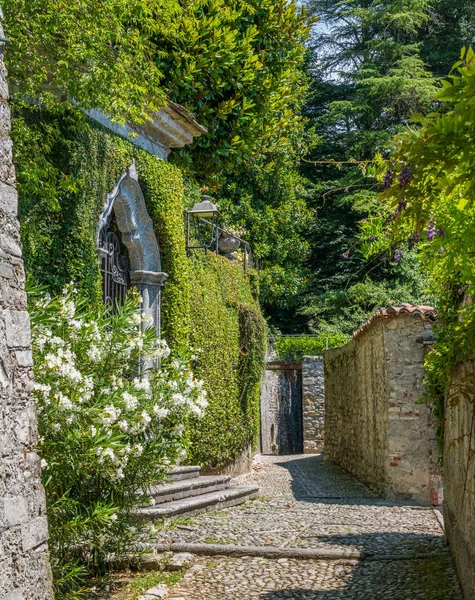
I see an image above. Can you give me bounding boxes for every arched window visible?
[96,162,168,339]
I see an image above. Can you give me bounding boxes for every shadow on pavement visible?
[274,454,427,507]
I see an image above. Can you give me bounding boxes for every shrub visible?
[30,286,207,594]
[273,333,349,361]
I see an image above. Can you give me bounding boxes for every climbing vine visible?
[362,47,475,450]
[13,104,267,470]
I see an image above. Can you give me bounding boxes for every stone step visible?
[166,465,201,482]
[133,485,259,519]
[146,475,231,505]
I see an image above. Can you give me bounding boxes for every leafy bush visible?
[30,286,207,593]
[274,333,349,361]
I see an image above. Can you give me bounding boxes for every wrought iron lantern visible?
[185,195,222,253]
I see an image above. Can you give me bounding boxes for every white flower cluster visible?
[32,288,211,488]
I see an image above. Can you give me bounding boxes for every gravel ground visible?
[162,455,462,599]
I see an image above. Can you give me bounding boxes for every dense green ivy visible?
[186,254,266,468]
[13,105,266,469]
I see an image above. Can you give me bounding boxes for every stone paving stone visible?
[161,455,462,598]
[167,555,462,600]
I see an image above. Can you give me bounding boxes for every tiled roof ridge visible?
[353,303,436,340]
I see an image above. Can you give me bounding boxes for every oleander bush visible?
[30,286,207,594]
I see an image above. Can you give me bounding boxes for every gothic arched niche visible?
[96,162,168,336]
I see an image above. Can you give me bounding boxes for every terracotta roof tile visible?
[353,304,437,340]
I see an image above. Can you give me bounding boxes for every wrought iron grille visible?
[98,211,130,309]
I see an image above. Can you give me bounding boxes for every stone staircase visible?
[133,466,259,520]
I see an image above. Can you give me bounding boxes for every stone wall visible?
[444,362,475,599]
[324,322,389,496]
[302,356,324,453]
[324,310,439,505]
[0,16,53,600]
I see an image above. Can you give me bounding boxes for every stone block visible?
[15,351,33,367]
[0,233,21,258]
[0,181,18,215]
[21,516,49,552]
[167,552,195,570]
[4,496,29,526]
[2,590,25,600]
[143,584,169,598]
[3,311,31,348]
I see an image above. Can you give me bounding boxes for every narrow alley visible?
[160,455,461,599]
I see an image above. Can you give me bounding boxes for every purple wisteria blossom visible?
[437,227,446,237]
[427,217,436,242]
[383,168,393,190]
[398,164,412,189]
[438,247,446,254]
[411,232,420,244]
[341,250,350,260]
[393,249,403,263]
[368,236,377,242]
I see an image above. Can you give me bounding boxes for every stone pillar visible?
[302,356,325,454]
[0,12,53,600]
[130,270,168,339]
[130,270,168,370]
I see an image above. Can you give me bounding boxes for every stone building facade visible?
[324,305,441,505]
[0,15,54,600]
[444,361,475,599]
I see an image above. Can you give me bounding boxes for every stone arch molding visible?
[97,161,168,338]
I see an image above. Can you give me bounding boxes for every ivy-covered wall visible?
[13,105,266,470]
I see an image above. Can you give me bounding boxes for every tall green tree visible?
[297,0,439,334]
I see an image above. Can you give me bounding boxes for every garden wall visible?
[444,362,475,599]
[324,306,440,505]
[13,106,266,474]
[0,29,53,600]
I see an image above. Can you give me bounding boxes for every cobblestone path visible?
[162,455,462,599]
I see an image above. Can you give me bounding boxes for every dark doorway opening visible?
[260,363,303,455]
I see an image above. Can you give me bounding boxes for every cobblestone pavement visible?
[167,556,461,600]
[163,455,462,599]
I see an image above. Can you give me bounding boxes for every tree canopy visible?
[4,0,312,181]
[293,0,474,335]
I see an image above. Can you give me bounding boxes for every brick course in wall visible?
[0,13,53,600]
[324,307,440,506]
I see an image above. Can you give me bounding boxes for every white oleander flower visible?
[131,313,142,325]
[153,406,169,419]
[141,410,151,426]
[133,443,143,456]
[56,392,73,410]
[122,391,138,411]
[101,405,121,425]
[133,377,151,392]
